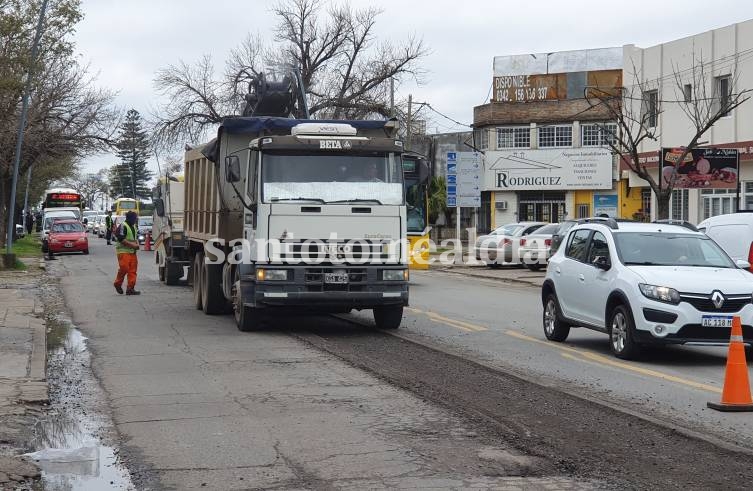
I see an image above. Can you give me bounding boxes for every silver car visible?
[518,222,560,271]
[475,222,545,266]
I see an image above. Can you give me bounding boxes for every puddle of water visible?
[30,291,136,491]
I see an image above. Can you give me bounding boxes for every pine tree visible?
[114,109,153,199]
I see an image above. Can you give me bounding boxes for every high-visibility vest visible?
[116,222,137,254]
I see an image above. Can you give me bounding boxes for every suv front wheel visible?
[543,293,570,342]
[609,304,641,360]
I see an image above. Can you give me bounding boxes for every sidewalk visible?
[429,257,546,288]
[0,259,47,486]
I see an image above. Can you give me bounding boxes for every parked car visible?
[46,219,89,256]
[542,219,753,359]
[82,210,98,232]
[698,211,753,272]
[475,222,545,266]
[518,223,560,271]
[15,224,25,238]
[41,210,78,252]
[137,216,153,244]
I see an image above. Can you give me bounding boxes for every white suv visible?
[541,219,753,359]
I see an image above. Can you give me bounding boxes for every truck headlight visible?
[639,284,680,304]
[256,269,288,281]
[382,269,407,281]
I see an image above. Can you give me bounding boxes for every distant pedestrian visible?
[113,211,140,295]
[105,210,113,245]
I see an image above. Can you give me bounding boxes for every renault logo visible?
[711,291,725,309]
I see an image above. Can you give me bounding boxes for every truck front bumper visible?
[241,264,409,309]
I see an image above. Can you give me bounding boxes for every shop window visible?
[538,125,572,148]
[497,127,530,149]
[671,189,689,221]
[581,123,617,147]
[577,204,590,218]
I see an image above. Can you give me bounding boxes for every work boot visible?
[114,284,123,294]
[125,289,141,296]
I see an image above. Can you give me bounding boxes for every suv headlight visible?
[639,284,681,304]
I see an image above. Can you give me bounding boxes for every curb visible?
[432,267,543,288]
[28,318,46,381]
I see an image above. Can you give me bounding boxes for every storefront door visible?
[517,191,566,223]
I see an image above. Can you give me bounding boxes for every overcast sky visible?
[74,0,753,175]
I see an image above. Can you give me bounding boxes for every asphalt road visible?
[50,236,753,490]
[348,269,753,450]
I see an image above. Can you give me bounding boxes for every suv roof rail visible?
[576,217,619,229]
[651,219,699,232]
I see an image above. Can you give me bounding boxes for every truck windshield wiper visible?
[269,197,326,204]
[326,198,383,205]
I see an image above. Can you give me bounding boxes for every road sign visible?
[455,152,481,208]
[446,152,458,207]
[446,174,456,185]
[447,195,456,207]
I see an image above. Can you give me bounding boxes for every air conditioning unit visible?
[495,201,508,210]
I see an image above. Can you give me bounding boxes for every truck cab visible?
[185,118,409,332]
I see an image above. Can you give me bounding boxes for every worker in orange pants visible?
[113,211,140,295]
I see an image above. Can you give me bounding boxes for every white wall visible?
[624,19,753,152]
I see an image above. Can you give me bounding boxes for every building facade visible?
[473,47,622,232]
[621,19,753,223]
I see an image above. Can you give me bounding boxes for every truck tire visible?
[165,260,182,286]
[192,253,203,310]
[373,305,403,329]
[201,261,226,315]
[233,268,263,331]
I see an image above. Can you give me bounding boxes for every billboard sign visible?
[593,194,618,217]
[485,148,613,191]
[660,148,739,189]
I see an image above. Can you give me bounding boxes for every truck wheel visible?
[373,305,403,329]
[201,261,226,315]
[192,254,203,310]
[165,260,182,286]
[233,268,263,331]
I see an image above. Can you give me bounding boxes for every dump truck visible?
[152,175,189,285]
[183,117,409,331]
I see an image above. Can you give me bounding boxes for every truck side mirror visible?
[154,198,165,217]
[225,155,241,182]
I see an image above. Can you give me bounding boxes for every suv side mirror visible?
[154,198,165,217]
[736,259,751,270]
[592,255,611,270]
[225,155,241,182]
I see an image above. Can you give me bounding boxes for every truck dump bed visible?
[184,148,227,242]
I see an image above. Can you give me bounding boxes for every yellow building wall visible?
[573,190,592,217]
[618,180,644,220]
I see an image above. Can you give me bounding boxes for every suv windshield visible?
[262,151,403,205]
[615,232,735,268]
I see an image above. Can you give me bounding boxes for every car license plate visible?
[701,315,733,328]
[64,241,73,248]
[324,270,349,284]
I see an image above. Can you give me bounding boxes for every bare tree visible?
[586,57,751,219]
[151,0,427,150]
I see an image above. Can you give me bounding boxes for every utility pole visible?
[406,94,412,151]
[5,0,48,261]
[21,167,32,233]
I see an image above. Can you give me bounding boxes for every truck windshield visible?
[261,151,404,205]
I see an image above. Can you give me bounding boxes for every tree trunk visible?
[0,177,8,247]
[655,190,671,220]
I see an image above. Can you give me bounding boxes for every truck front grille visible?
[277,240,393,263]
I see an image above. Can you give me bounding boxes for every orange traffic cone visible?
[708,316,753,412]
[144,232,152,252]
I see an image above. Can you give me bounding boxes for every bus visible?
[402,153,431,270]
[43,188,82,220]
[112,197,139,216]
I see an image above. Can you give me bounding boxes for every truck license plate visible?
[324,270,349,284]
[701,315,733,328]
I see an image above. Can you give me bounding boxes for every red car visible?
[47,219,89,256]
